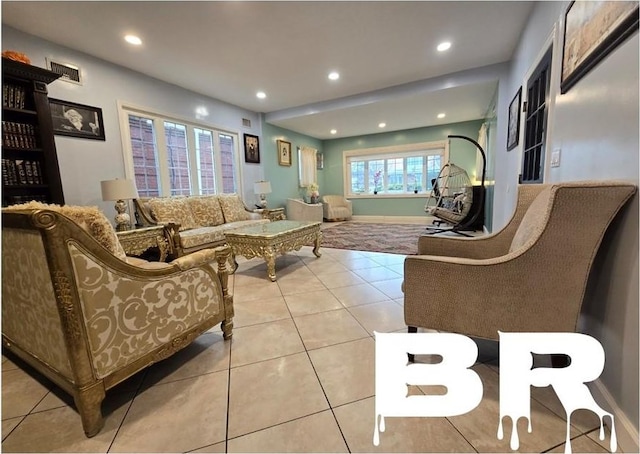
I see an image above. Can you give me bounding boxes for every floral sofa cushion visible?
[148,197,198,231]
[186,196,225,227]
[3,201,127,260]
[218,194,251,223]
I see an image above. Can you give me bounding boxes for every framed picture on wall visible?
[244,134,260,164]
[561,1,639,94]
[49,99,105,140]
[277,139,292,166]
[506,87,521,151]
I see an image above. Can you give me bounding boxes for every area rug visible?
[319,222,429,255]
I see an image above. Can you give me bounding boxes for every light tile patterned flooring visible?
[2,246,613,453]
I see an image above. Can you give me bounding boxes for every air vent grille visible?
[242,118,251,128]
[46,59,82,85]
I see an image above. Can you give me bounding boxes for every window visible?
[121,105,241,197]
[344,141,447,197]
[521,46,552,184]
[128,115,161,197]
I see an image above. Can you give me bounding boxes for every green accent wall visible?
[261,122,324,209]
[321,120,484,217]
[262,119,484,218]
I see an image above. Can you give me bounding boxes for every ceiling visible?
[2,1,534,139]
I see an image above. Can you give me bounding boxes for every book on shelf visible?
[2,120,38,149]
[2,83,27,109]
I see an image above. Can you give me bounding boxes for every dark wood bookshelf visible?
[2,57,64,206]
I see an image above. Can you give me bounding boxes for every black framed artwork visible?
[49,99,105,140]
[506,87,521,151]
[244,134,260,164]
[561,1,639,94]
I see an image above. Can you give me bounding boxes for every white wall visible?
[2,26,264,214]
[496,1,639,446]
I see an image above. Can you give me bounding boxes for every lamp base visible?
[259,194,268,208]
[114,199,132,231]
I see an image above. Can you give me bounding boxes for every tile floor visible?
[2,246,613,453]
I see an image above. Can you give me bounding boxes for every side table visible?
[116,225,170,262]
[256,207,286,221]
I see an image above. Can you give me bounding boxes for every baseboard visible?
[351,215,436,224]
[589,379,639,453]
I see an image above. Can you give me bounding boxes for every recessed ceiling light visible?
[330,129,337,135]
[256,91,266,99]
[124,35,142,45]
[437,41,451,52]
[437,113,446,119]
[328,72,340,81]
[378,122,386,128]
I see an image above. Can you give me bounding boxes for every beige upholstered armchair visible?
[404,181,636,342]
[321,195,353,221]
[2,203,234,437]
[286,198,323,222]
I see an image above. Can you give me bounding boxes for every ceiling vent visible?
[46,58,83,85]
[242,118,251,128]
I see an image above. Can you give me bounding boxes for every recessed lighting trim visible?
[437,113,446,119]
[378,122,386,128]
[328,72,340,81]
[330,129,337,135]
[124,35,142,45]
[256,91,266,99]
[437,41,451,52]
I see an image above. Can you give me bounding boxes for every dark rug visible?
[320,222,428,255]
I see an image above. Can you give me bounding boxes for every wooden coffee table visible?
[224,220,322,281]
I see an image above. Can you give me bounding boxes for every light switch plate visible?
[551,149,561,167]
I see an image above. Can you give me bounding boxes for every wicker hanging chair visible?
[424,162,473,225]
[424,134,486,235]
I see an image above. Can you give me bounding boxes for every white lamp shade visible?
[101,179,138,201]
[254,181,272,195]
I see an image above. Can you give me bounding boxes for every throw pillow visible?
[186,196,225,227]
[218,194,250,223]
[4,201,127,260]
[147,197,198,231]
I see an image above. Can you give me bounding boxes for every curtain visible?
[475,123,488,183]
[299,146,317,187]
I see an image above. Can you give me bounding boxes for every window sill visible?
[348,193,426,199]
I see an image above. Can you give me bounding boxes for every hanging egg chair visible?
[424,162,473,225]
[424,134,486,236]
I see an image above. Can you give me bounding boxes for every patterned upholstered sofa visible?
[134,194,269,258]
[2,202,234,437]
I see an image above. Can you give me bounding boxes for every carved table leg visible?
[265,247,277,281]
[229,253,239,274]
[313,231,323,257]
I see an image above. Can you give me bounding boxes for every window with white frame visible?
[344,141,447,197]
[121,105,241,197]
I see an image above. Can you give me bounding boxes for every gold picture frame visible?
[277,139,292,166]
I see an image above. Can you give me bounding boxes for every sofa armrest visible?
[170,246,231,272]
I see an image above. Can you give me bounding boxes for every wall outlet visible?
[551,149,561,167]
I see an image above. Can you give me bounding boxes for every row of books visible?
[2,83,28,110]
[3,121,38,149]
[2,159,45,186]
[3,194,49,207]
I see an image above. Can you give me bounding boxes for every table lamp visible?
[254,180,272,208]
[100,178,138,231]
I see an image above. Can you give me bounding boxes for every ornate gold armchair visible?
[404,181,636,342]
[2,203,234,437]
